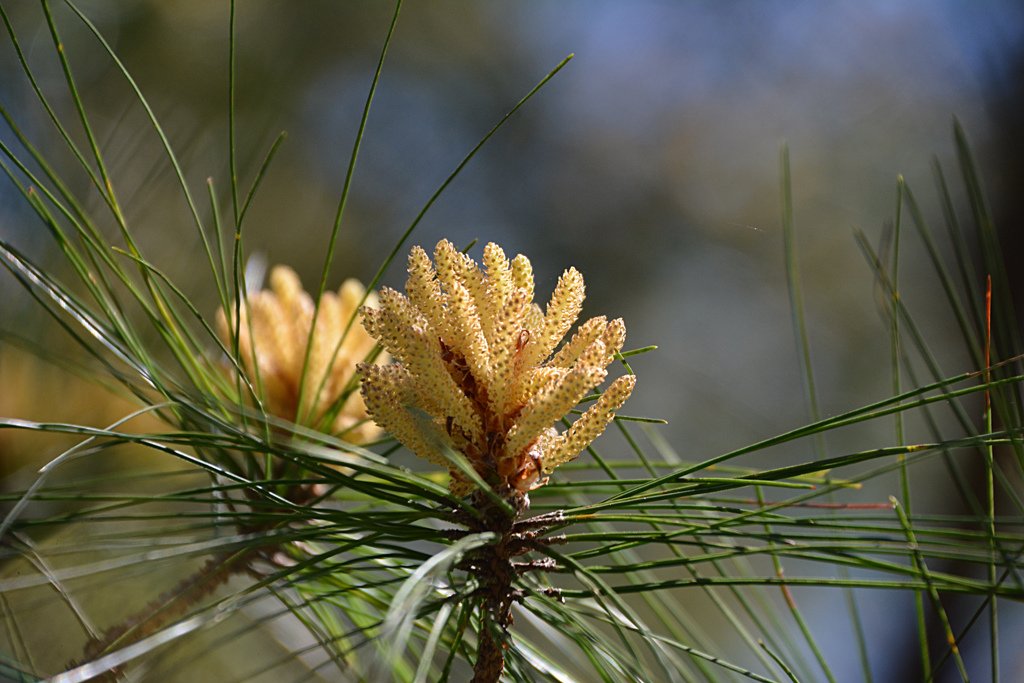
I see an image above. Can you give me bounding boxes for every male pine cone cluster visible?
[216,266,383,443]
[359,240,635,498]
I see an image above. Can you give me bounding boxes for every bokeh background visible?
[2,1,1023,680]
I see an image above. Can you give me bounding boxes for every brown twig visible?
[66,547,262,681]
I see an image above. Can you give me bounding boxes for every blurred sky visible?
[1,1,1023,679]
